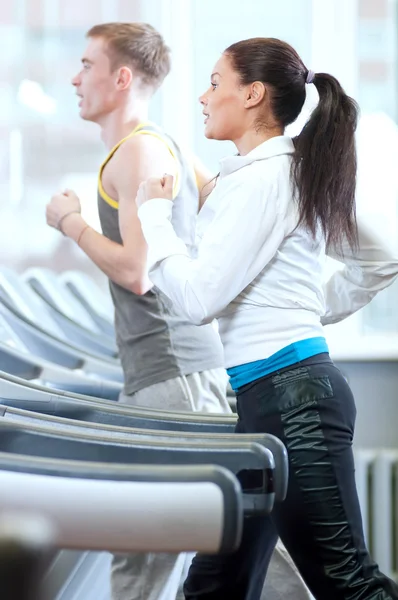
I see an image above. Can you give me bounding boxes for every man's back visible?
[98,122,224,394]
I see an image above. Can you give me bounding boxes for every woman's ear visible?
[244,81,266,108]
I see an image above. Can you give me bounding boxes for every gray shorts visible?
[118,368,232,414]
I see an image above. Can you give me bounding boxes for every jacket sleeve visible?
[137,179,284,325]
[322,214,398,325]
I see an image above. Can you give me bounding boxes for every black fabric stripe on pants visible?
[183,353,398,600]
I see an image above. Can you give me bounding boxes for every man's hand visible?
[46,189,82,233]
[136,174,174,209]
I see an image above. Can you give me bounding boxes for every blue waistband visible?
[227,337,329,392]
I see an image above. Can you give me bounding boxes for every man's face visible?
[71,37,119,123]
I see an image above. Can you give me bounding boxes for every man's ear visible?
[116,66,133,90]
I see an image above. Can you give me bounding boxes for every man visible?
[46,22,311,600]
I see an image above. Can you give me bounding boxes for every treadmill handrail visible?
[0,345,123,399]
[0,463,242,553]
[0,295,120,364]
[1,405,288,501]
[0,372,235,421]
[22,268,102,334]
[0,422,276,514]
[0,306,122,379]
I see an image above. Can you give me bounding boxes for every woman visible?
[136,37,398,600]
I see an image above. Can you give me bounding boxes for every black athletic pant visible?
[184,353,398,600]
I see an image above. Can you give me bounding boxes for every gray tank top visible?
[98,122,224,394]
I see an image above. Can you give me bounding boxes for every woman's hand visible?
[136,174,174,209]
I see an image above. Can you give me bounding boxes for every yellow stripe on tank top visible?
[98,122,181,210]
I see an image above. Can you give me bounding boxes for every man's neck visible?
[98,105,150,150]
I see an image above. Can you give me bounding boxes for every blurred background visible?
[1,0,398,346]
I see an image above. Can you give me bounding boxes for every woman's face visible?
[199,54,249,142]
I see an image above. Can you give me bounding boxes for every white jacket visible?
[138,136,398,368]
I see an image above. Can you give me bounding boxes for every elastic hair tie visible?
[306,69,315,84]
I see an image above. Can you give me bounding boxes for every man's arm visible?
[192,155,216,211]
[46,134,177,295]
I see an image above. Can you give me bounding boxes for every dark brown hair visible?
[225,37,359,251]
[87,22,171,90]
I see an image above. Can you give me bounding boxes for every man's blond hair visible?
[87,22,171,89]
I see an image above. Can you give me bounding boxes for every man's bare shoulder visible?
[112,133,175,170]
[106,132,177,197]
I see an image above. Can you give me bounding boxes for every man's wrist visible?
[61,213,87,241]
[57,209,81,233]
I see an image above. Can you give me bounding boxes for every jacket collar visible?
[219,135,295,177]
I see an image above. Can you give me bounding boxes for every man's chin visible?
[78,107,98,123]
[79,110,91,122]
